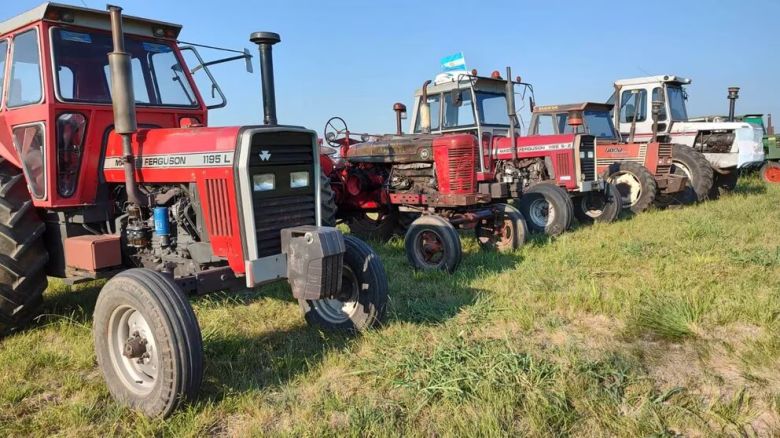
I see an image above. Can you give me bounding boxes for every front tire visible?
[708,170,739,199]
[347,208,400,242]
[574,183,623,224]
[760,161,780,184]
[659,144,713,204]
[516,183,572,236]
[474,203,528,252]
[605,161,657,214]
[300,235,388,332]
[93,269,203,418]
[0,159,48,335]
[404,215,462,273]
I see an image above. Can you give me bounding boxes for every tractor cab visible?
[0,3,222,209]
[529,102,620,141]
[408,71,524,139]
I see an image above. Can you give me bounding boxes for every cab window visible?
[8,29,43,108]
[620,89,647,124]
[535,114,556,135]
[443,90,475,128]
[413,94,441,132]
[0,40,7,107]
[652,87,667,120]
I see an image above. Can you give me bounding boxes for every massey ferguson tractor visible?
[608,76,765,197]
[528,102,706,213]
[0,3,388,417]
[322,70,621,272]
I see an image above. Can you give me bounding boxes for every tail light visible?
[56,113,86,197]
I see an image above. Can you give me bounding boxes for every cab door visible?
[615,86,654,140]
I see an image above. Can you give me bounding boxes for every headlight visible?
[290,171,309,188]
[253,173,275,191]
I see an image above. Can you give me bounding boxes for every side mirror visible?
[451,89,463,107]
[244,48,253,73]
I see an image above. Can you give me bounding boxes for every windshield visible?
[667,86,688,121]
[553,110,617,138]
[476,92,509,125]
[51,28,198,107]
[439,90,510,129]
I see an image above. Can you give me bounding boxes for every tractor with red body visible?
[527,102,707,212]
[0,3,388,417]
[321,69,621,272]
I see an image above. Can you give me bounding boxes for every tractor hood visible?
[671,121,764,168]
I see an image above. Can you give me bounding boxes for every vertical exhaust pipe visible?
[727,87,740,122]
[107,5,148,207]
[420,80,432,134]
[768,114,774,136]
[393,103,407,135]
[505,67,518,164]
[250,32,281,126]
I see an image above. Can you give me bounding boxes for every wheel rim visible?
[610,172,642,207]
[477,217,514,250]
[108,305,159,396]
[763,164,780,183]
[580,193,606,218]
[671,160,694,182]
[311,265,360,324]
[528,198,554,227]
[414,230,446,267]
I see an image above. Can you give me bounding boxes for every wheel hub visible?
[611,172,642,207]
[764,164,780,183]
[529,198,553,226]
[108,305,159,395]
[419,231,444,264]
[123,332,148,359]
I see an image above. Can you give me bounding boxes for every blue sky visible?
[5,0,780,133]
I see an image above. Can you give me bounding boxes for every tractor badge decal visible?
[259,150,271,161]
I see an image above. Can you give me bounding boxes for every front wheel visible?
[516,183,572,236]
[300,235,388,332]
[93,269,203,418]
[574,183,623,224]
[708,170,739,199]
[474,203,528,252]
[404,215,462,273]
[605,161,657,214]
[658,144,713,205]
[347,208,400,242]
[761,161,780,184]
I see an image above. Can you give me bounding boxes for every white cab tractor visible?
[609,76,764,196]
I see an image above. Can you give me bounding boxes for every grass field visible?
[1,176,779,437]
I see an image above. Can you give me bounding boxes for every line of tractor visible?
[0,2,773,418]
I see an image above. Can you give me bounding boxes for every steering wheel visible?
[324,117,349,147]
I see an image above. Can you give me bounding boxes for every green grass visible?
[1,175,780,436]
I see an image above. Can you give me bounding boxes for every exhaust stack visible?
[768,114,774,135]
[727,87,740,122]
[107,5,147,207]
[420,80,432,134]
[393,103,407,135]
[250,32,281,126]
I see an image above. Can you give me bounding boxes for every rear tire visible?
[347,208,399,242]
[0,159,48,335]
[708,170,739,199]
[475,203,528,252]
[405,215,462,273]
[516,183,572,236]
[760,161,780,184]
[574,183,623,224]
[300,235,388,332]
[93,268,203,418]
[604,161,657,214]
[659,144,713,205]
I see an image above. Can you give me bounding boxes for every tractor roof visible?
[614,75,692,87]
[532,102,613,114]
[414,73,507,96]
[0,2,182,39]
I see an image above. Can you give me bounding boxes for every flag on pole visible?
[440,52,467,72]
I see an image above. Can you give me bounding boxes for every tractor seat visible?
[345,135,437,163]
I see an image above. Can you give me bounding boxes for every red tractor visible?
[0,3,388,417]
[528,102,708,212]
[321,69,621,272]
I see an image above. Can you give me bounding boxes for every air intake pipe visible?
[727,87,740,122]
[250,32,281,126]
[107,5,148,208]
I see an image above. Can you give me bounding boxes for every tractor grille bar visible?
[245,131,317,258]
[579,136,596,182]
[656,143,673,176]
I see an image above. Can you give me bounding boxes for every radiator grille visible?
[253,194,316,257]
[656,143,673,176]
[447,146,477,192]
[205,178,232,236]
[554,152,573,179]
[579,136,596,182]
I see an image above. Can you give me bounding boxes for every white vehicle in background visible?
[609,75,764,196]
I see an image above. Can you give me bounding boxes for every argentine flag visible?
[441,52,467,72]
